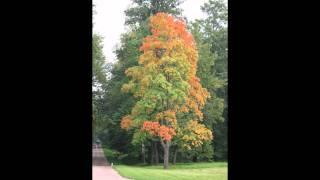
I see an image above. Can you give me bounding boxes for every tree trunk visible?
[173,147,178,165]
[151,142,155,164]
[142,143,146,164]
[155,142,159,164]
[192,155,197,162]
[163,144,169,169]
[161,139,170,169]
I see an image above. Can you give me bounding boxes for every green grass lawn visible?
[113,162,228,180]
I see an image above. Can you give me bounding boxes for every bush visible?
[118,153,129,161]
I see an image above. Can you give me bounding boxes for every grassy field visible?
[114,162,227,180]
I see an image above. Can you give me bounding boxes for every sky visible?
[93,0,214,63]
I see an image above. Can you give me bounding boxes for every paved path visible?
[92,148,129,180]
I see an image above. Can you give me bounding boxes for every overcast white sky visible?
[93,0,224,63]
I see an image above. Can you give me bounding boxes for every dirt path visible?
[92,148,129,180]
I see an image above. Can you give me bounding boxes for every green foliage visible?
[93,33,111,137]
[188,0,228,161]
[125,0,184,26]
[103,146,141,165]
[177,141,214,162]
[201,0,227,31]
[132,130,149,145]
[93,34,108,87]
[96,20,151,163]
[102,147,121,164]
[201,0,228,161]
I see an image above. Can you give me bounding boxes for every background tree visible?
[92,33,111,139]
[125,0,184,26]
[201,0,227,161]
[189,0,228,161]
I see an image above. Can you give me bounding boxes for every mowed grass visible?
[114,162,227,180]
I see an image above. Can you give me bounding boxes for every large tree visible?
[100,0,186,163]
[121,13,212,169]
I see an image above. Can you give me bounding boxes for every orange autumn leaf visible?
[142,121,176,141]
[181,120,213,149]
[120,115,133,130]
[142,121,160,136]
